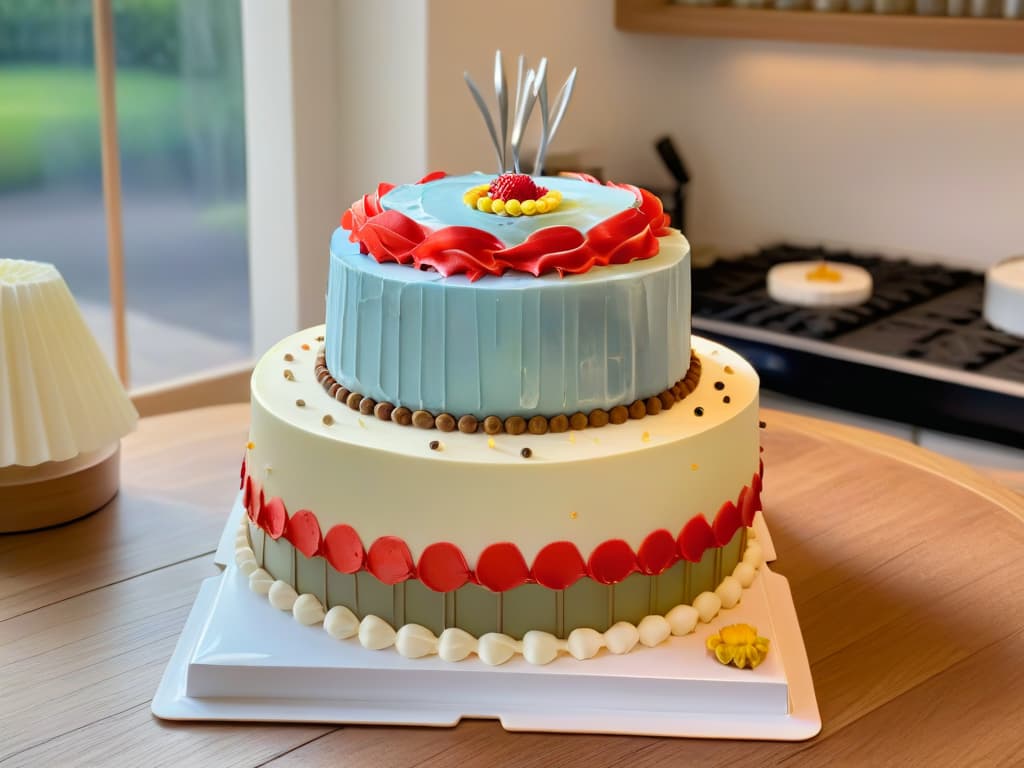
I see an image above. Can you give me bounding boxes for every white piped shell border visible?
[234,519,764,666]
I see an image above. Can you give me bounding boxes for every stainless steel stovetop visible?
[691,244,1024,447]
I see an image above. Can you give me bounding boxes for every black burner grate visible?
[691,244,1024,446]
[692,244,1023,381]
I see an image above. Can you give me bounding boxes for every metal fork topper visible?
[464,51,577,177]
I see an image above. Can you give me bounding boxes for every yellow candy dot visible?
[641,431,650,442]
[505,199,522,216]
[569,511,578,520]
[476,196,492,212]
[246,441,255,450]
[491,199,505,214]
[487,437,496,449]
[535,199,548,213]
[521,199,537,215]
[691,463,699,471]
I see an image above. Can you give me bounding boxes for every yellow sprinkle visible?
[806,262,843,283]
[476,196,492,212]
[568,433,576,444]
[487,437,496,449]
[691,463,699,471]
[491,199,505,214]
[569,511,578,520]
[246,441,255,450]
[358,418,366,428]
[505,199,522,217]
[641,431,650,442]
[265,465,272,474]
[592,437,600,444]
[521,199,537,215]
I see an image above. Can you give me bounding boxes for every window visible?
[0,0,250,388]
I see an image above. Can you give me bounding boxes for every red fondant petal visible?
[366,536,415,585]
[475,542,530,592]
[417,542,472,592]
[263,497,287,540]
[532,541,587,589]
[239,457,246,490]
[678,515,716,563]
[588,539,638,585]
[417,170,447,184]
[285,509,322,558]
[244,475,254,521]
[322,524,365,574]
[739,485,758,527]
[712,500,742,546]
[637,529,678,575]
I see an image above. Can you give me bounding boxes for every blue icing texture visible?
[380,173,637,246]
[325,227,692,419]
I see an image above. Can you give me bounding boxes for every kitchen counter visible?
[2,404,1023,766]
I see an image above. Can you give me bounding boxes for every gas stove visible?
[691,244,1024,448]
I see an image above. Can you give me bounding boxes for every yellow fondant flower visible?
[706,623,769,669]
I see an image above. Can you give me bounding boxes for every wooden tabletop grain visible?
[3,404,1023,767]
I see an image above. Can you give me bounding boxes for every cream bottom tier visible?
[242,327,762,643]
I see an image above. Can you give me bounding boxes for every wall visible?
[426,0,1024,270]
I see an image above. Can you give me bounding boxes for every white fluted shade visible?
[0,259,137,467]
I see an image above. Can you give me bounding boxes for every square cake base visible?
[153,503,819,740]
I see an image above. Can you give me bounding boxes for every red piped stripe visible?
[243,471,762,592]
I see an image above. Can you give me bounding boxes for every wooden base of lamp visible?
[0,443,121,533]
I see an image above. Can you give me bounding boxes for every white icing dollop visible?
[477,633,518,666]
[395,624,439,659]
[238,557,259,576]
[604,621,640,655]
[567,627,604,660]
[715,575,743,609]
[733,561,757,588]
[234,546,256,567]
[438,627,477,662]
[292,593,326,625]
[248,568,273,595]
[665,604,700,636]
[268,580,298,611]
[522,630,561,666]
[693,591,722,623]
[743,541,764,568]
[359,615,396,650]
[324,605,359,640]
[637,615,672,647]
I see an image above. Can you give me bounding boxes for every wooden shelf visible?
[615,0,1024,54]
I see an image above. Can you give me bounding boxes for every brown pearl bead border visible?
[313,348,701,434]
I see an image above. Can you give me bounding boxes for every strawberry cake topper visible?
[463,51,577,217]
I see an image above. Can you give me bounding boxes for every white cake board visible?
[155,501,818,740]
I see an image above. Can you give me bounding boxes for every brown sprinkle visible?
[628,400,647,420]
[569,412,588,431]
[549,414,569,433]
[284,353,294,362]
[609,405,629,425]
[759,420,767,428]
[483,415,503,434]
[316,335,325,342]
[588,409,609,428]
[694,406,705,417]
[295,399,305,407]
[724,365,734,374]
[283,369,295,380]
[436,413,456,432]
[393,407,412,426]
[528,415,549,435]
[413,410,435,429]
[429,440,440,451]
[505,415,527,435]
[322,414,334,426]
[346,392,363,410]
[646,396,662,416]
[359,397,376,415]
[458,415,479,433]
[374,401,395,421]
[520,447,532,459]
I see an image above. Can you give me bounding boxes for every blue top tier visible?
[324,174,692,419]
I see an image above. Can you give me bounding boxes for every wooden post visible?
[92,0,130,387]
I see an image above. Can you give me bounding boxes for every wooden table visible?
[3,404,1023,767]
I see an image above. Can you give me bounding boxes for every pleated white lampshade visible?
[0,259,138,530]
